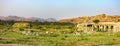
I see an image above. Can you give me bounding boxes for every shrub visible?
[93,19,100,24]
[19,28,24,31]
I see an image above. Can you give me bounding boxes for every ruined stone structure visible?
[77,22,120,32]
[13,22,30,28]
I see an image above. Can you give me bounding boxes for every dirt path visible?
[0,44,38,46]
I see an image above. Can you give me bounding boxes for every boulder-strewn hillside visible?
[0,16,56,22]
[58,14,120,23]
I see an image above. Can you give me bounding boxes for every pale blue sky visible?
[0,0,120,19]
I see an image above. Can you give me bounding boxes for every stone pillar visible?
[103,25,105,31]
[92,25,94,31]
[94,25,96,31]
[99,25,101,31]
[106,26,108,31]
[85,24,87,32]
[97,25,99,31]
[104,26,106,31]
[110,25,113,32]
[113,25,118,32]
[118,25,120,32]
[101,25,103,31]
[111,26,113,31]
[101,26,103,31]
[108,26,110,32]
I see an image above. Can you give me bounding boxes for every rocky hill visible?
[58,14,120,23]
[0,16,56,22]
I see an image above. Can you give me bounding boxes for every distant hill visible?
[0,16,56,22]
[58,14,120,23]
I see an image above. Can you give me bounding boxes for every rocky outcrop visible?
[58,14,120,23]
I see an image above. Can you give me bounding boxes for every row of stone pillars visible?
[93,25,113,32]
[85,24,113,32]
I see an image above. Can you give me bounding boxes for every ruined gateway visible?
[77,22,120,32]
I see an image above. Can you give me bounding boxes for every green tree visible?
[93,19,100,24]
[9,20,15,25]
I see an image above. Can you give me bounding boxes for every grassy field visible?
[0,31,120,46]
[0,22,120,46]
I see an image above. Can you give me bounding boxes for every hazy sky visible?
[0,0,120,19]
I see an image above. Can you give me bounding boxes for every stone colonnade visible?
[78,23,120,32]
[94,25,113,31]
[87,24,114,32]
